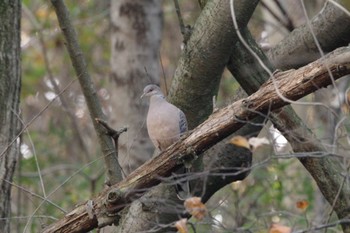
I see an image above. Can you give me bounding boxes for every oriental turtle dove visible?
[141,84,188,151]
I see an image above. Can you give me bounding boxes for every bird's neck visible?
[150,94,165,104]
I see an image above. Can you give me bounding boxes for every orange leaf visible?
[269,223,292,233]
[296,200,309,210]
[184,197,207,220]
[175,219,188,233]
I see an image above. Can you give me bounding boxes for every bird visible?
[141,84,190,199]
[141,84,188,151]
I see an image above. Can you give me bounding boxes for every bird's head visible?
[141,84,164,99]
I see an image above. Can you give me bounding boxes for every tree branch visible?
[267,1,350,69]
[50,0,122,184]
[42,46,350,233]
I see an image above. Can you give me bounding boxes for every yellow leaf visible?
[184,197,207,221]
[229,136,250,150]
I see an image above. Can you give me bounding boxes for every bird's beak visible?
[140,93,145,99]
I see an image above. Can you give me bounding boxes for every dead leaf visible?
[175,218,188,233]
[296,200,309,211]
[229,136,250,150]
[184,197,207,220]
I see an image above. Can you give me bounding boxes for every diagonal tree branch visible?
[50,0,122,184]
[42,46,350,233]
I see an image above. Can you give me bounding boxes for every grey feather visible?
[142,84,188,151]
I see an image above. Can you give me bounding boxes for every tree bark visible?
[0,1,21,232]
[42,46,350,233]
[109,0,162,176]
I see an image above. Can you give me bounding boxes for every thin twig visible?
[173,0,191,43]
[173,0,186,35]
[325,164,350,230]
[2,178,66,213]
[0,78,77,158]
[11,109,47,198]
[22,5,91,161]
[294,219,350,233]
[159,51,168,95]
[95,118,127,143]
[23,156,105,232]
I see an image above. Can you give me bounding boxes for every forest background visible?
[1,0,350,232]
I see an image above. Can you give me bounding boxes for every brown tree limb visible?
[50,0,122,184]
[42,46,350,233]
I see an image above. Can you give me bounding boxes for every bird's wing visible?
[179,109,188,135]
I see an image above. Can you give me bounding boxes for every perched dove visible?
[142,84,191,199]
[141,84,188,151]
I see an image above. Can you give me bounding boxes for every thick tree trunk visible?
[109,0,162,176]
[0,1,21,232]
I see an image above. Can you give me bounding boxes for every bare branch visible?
[173,0,191,43]
[95,118,127,161]
[50,0,122,184]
